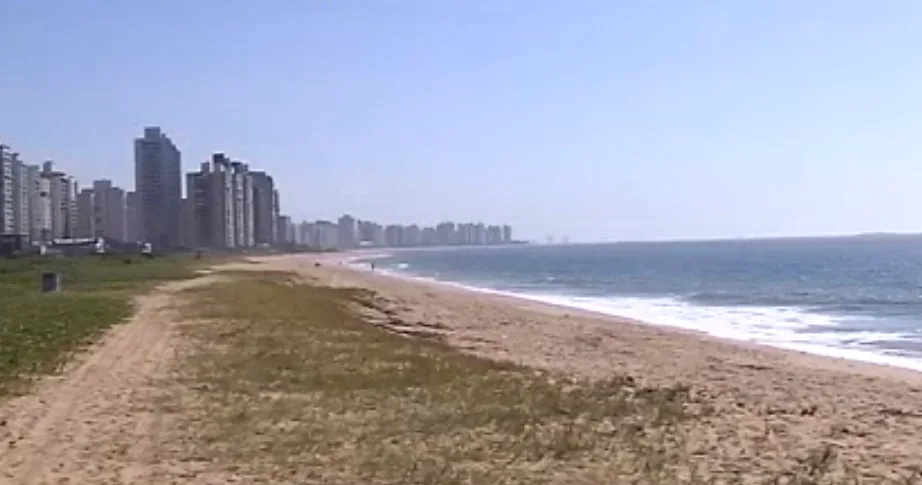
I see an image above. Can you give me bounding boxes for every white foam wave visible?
[364,266,922,373]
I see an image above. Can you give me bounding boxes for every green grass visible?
[161,272,918,484]
[164,272,708,484]
[0,253,217,396]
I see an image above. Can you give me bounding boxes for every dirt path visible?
[0,277,215,485]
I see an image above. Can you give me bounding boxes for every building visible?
[503,225,512,243]
[42,161,77,239]
[27,164,51,242]
[91,180,127,241]
[187,155,232,249]
[250,171,275,246]
[0,145,13,233]
[314,220,338,249]
[10,153,30,237]
[76,189,96,238]
[187,154,258,250]
[180,197,195,248]
[337,214,357,249]
[276,215,292,246]
[134,126,182,250]
[126,191,141,242]
[436,221,456,246]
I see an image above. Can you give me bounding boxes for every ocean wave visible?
[368,264,922,373]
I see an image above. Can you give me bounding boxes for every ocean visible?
[354,237,922,372]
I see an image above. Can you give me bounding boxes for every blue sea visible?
[353,237,922,371]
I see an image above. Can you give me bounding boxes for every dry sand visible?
[0,276,223,485]
[2,253,922,482]
[251,253,922,480]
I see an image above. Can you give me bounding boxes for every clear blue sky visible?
[2,0,922,242]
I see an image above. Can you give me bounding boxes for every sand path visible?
[0,277,215,485]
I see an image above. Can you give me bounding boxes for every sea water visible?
[354,238,922,371]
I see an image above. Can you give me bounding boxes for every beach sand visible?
[251,252,922,481]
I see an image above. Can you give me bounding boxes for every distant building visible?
[76,189,95,238]
[187,154,259,250]
[250,171,276,246]
[42,161,77,239]
[0,145,13,233]
[503,225,512,243]
[126,191,141,242]
[134,126,182,250]
[314,220,338,249]
[91,180,127,241]
[337,214,357,249]
[276,215,292,246]
[27,164,51,242]
[10,153,30,237]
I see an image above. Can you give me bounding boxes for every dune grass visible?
[166,272,715,484]
[0,253,215,396]
[163,271,922,484]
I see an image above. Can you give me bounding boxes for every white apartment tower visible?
[42,161,77,239]
[0,145,13,234]
[134,126,181,250]
[27,164,51,242]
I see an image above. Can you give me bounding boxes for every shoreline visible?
[330,250,922,379]
[251,253,922,477]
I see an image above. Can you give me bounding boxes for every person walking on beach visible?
[371,262,376,271]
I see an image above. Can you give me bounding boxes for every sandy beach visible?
[254,252,922,480]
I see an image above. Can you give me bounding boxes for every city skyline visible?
[1,129,517,252]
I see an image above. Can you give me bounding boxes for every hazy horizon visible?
[3,1,922,243]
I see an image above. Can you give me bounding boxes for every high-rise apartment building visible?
[187,154,258,250]
[250,171,276,246]
[276,215,292,246]
[134,127,181,250]
[502,225,512,243]
[9,153,30,237]
[337,214,357,249]
[76,189,96,238]
[0,145,13,234]
[126,191,141,242]
[27,164,51,242]
[89,180,127,241]
[42,161,77,239]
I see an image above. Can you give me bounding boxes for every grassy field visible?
[161,271,897,484]
[165,272,706,484]
[0,253,213,396]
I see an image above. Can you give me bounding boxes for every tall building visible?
[502,224,512,243]
[134,126,181,250]
[0,145,13,233]
[250,171,275,246]
[187,154,258,250]
[91,180,127,241]
[76,189,96,238]
[337,214,357,249]
[42,161,77,239]
[27,164,51,242]
[276,215,292,245]
[10,153,30,237]
[126,191,141,242]
[187,155,231,249]
[180,197,195,248]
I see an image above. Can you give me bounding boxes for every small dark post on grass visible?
[41,272,61,293]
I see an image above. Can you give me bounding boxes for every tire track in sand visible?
[0,276,218,485]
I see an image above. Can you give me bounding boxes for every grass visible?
[0,253,220,396]
[163,271,922,484]
[166,272,710,484]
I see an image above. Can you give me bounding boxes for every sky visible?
[2,1,922,242]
